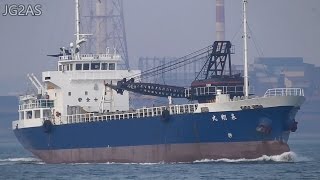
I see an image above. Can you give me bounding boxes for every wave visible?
[70,162,164,166]
[0,157,44,165]
[193,151,310,163]
[72,152,304,165]
[0,152,310,165]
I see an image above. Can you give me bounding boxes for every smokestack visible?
[95,0,107,54]
[216,0,225,41]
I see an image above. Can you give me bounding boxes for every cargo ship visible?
[12,0,305,163]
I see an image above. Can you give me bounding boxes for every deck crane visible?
[105,41,244,103]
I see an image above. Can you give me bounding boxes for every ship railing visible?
[264,88,304,97]
[185,85,243,97]
[64,113,95,124]
[59,54,121,61]
[19,94,37,101]
[80,54,121,60]
[19,99,54,110]
[63,104,198,124]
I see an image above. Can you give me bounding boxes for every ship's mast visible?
[74,0,90,59]
[75,0,80,44]
[243,0,249,98]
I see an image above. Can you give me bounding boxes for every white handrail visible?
[264,88,304,97]
[19,99,54,110]
[63,104,198,125]
[58,54,121,61]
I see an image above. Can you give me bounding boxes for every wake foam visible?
[0,152,310,165]
[193,152,308,163]
[72,152,304,165]
[71,162,164,165]
[0,157,43,165]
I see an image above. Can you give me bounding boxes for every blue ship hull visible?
[13,106,298,163]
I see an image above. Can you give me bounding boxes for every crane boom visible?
[106,41,244,103]
[106,78,187,98]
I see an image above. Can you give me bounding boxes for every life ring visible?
[43,119,53,133]
[161,109,170,122]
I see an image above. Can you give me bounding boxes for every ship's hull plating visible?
[29,141,289,163]
[14,105,299,163]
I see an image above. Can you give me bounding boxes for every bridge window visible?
[76,64,82,70]
[101,63,108,70]
[109,63,115,70]
[91,63,100,70]
[69,64,73,71]
[83,63,90,70]
[59,65,62,71]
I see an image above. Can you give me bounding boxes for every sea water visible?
[1,113,320,180]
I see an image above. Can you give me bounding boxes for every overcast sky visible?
[0,0,319,95]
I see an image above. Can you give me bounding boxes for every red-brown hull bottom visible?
[30,141,290,164]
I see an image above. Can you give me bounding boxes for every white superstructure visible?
[44,50,139,115]
[15,47,140,129]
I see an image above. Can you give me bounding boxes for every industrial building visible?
[251,57,320,98]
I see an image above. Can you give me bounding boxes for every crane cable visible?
[126,45,213,80]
